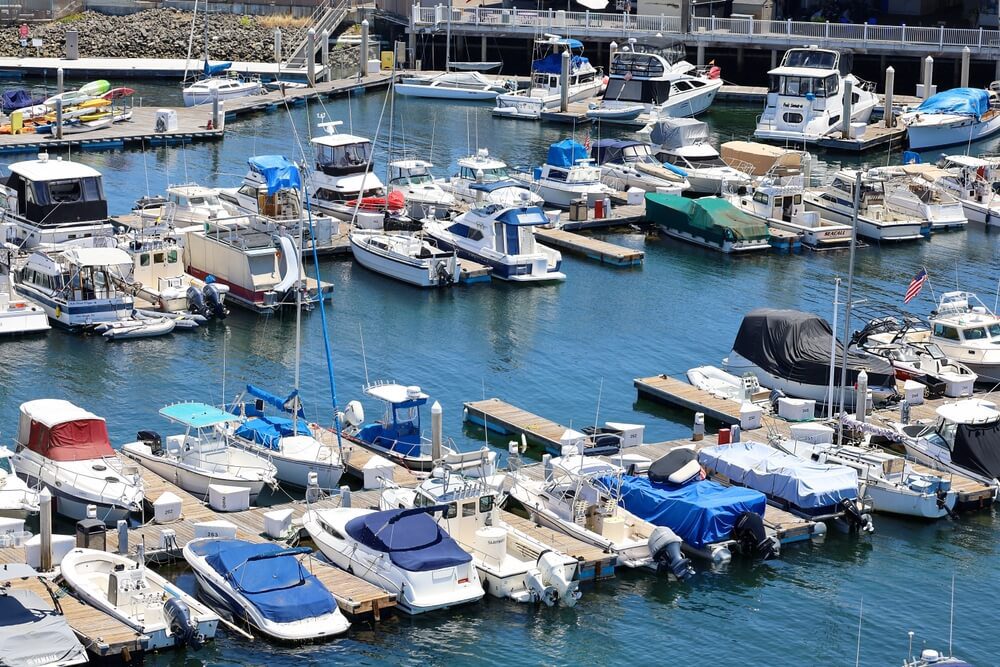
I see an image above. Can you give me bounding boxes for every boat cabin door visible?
[780,195,794,222]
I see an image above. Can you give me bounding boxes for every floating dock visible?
[535,227,643,267]
[555,202,646,231]
[815,123,908,153]
[768,227,801,252]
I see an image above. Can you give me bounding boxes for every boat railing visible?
[36,455,143,508]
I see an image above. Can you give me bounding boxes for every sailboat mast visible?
[836,171,862,446]
[293,216,303,435]
[445,0,452,72]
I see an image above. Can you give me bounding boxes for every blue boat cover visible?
[916,88,989,119]
[547,139,588,168]
[532,53,590,74]
[604,475,765,549]
[345,508,472,572]
[248,155,302,196]
[235,415,311,450]
[1,89,37,112]
[203,61,233,76]
[698,442,859,512]
[469,179,525,193]
[246,384,304,417]
[197,539,337,623]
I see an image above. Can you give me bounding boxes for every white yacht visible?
[424,202,565,282]
[510,139,613,208]
[867,166,968,230]
[443,149,544,207]
[900,85,1000,150]
[381,471,582,607]
[12,399,143,524]
[386,159,455,219]
[802,169,932,242]
[754,46,878,143]
[0,263,49,335]
[349,231,459,288]
[641,117,752,194]
[132,185,240,228]
[303,506,485,615]
[0,153,114,248]
[0,446,39,518]
[590,139,690,192]
[396,70,508,100]
[121,403,277,502]
[921,291,1000,383]
[182,66,261,107]
[493,36,601,119]
[934,155,1000,225]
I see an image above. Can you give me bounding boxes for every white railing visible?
[412,6,1000,52]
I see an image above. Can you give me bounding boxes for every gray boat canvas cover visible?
[732,309,895,388]
[648,118,709,150]
[0,588,87,667]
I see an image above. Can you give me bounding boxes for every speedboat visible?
[645,193,771,254]
[914,291,1000,383]
[590,139,690,192]
[866,166,968,231]
[132,184,240,227]
[386,159,455,219]
[933,154,1000,225]
[380,470,582,607]
[723,308,897,408]
[0,563,88,667]
[396,70,508,100]
[754,46,878,143]
[492,36,600,119]
[349,231,459,288]
[183,538,349,641]
[303,506,485,614]
[686,365,769,405]
[900,85,1000,150]
[182,64,261,107]
[423,201,565,282]
[230,384,344,491]
[60,548,218,651]
[121,402,277,502]
[640,117,751,194]
[507,455,694,576]
[443,149,544,207]
[802,169,933,242]
[12,399,143,524]
[0,447,38,519]
[510,139,613,208]
[0,268,48,335]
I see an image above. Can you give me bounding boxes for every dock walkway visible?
[535,227,643,267]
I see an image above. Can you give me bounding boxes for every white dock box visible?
[208,484,250,512]
[194,520,238,540]
[789,422,835,445]
[777,397,815,421]
[154,108,178,132]
[153,491,183,523]
[25,534,75,568]
[0,517,24,535]
[849,122,867,139]
[655,184,685,196]
[366,58,381,74]
[605,422,645,448]
[626,187,645,206]
[739,402,764,431]
[264,509,295,539]
[944,376,974,398]
[903,380,925,405]
[363,454,395,490]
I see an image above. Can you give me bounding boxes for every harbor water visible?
[8,82,1000,665]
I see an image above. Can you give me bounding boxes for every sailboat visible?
[181,2,261,107]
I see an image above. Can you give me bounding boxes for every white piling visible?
[360,19,370,78]
[57,67,63,96]
[211,90,220,130]
[321,30,330,82]
[693,412,705,441]
[431,401,443,462]
[731,424,741,443]
[922,55,934,100]
[841,79,853,139]
[55,99,63,140]
[609,40,618,74]
[339,485,351,508]
[39,488,52,571]
[543,453,553,481]
[960,46,970,88]
[856,369,869,423]
[116,520,129,555]
[884,66,895,129]
[307,28,316,86]
[560,49,570,113]
[273,28,282,64]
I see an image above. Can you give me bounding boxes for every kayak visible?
[43,90,90,108]
[344,191,406,212]
[78,79,111,97]
[9,104,47,120]
[102,87,135,100]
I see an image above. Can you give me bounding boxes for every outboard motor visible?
[732,511,780,560]
[186,285,210,318]
[202,283,228,319]
[523,567,558,607]
[648,526,695,581]
[137,430,163,457]
[535,551,580,607]
[839,498,875,533]
[163,597,201,649]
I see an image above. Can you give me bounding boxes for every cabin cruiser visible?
[396,70,508,100]
[131,184,239,229]
[754,46,878,143]
[381,470,582,607]
[443,149,544,207]
[590,140,690,192]
[0,260,49,335]
[0,447,39,518]
[900,86,1000,150]
[802,169,932,242]
[60,548,218,650]
[915,291,1000,383]
[349,231,459,288]
[933,154,1000,225]
[121,403,277,502]
[507,455,695,576]
[0,153,114,248]
[510,139,614,208]
[640,117,751,194]
[865,166,968,230]
[0,563,88,667]
[303,506,485,614]
[424,201,565,282]
[493,36,600,120]
[386,159,455,219]
[124,235,229,319]
[182,63,261,106]
[724,308,897,408]
[12,399,143,524]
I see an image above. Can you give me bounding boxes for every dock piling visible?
[922,55,934,99]
[693,412,705,441]
[274,28,281,65]
[321,30,330,82]
[960,46,970,88]
[560,49,570,112]
[431,400,443,462]
[841,79,852,139]
[481,35,487,62]
[39,488,51,571]
[697,43,705,67]
[55,99,63,140]
[857,369,868,423]
[56,67,63,97]
[884,66,895,128]
[770,49,777,69]
[543,453,553,481]
[306,471,321,503]
[609,40,618,75]
[360,19,369,78]
[731,424,740,443]
[339,485,351,508]
[307,28,316,86]
[117,520,128,555]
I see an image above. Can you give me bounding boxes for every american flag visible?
[583,134,591,151]
[904,268,928,304]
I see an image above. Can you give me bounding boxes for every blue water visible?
[7,83,1000,665]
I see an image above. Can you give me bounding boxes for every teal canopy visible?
[159,403,238,428]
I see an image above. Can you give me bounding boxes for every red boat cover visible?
[27,418,114,461]
[345,190,405,212]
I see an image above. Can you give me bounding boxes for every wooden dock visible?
[815,123,908,153]
[313,427,421,488]
[635,374,743,425]
[464,397,571,452]
[535,227,643,267]
[556,202,646,231]
[458,258,493,283]
[768,226,801,252]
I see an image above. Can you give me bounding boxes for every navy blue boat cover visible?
[203,61,233,76]
[916,87,989,119]
[248,155,302,196]
[235,415,311,450]
[547,139,588,168]
[532,52,589,74]
[345,508,472,572]
[199,539,337,623]
[601,475,766,549]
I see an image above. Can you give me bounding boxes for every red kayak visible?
[102,87,135,101]
[345,190,405,212]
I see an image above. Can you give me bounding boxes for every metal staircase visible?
[285,0,352,71]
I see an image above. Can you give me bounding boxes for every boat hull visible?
[349,234,453,288]
[657,224,771,254]
[802,197,930,242]
[120,446,267,501]
[183,82,261,107]
[903,113,1000,150]
[395,83,499,100]
[232,440,343,490]
[866,483,953,519]
[429,236,565,282]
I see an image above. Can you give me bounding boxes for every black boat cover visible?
[953,421,1000,480]
[732,309,895,388]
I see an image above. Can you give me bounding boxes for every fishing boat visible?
[423,201,565,282]
[865,166,968,231]
[0,447,39,518]
[645,194,771,253]
[493,36,600,120]
[754,46,878,143]
[640,117,751,194]
[123,234,229,319]
[0,262,49,335]
[510,139,614,208]
[121,403,277,502]
[349,231,459,288]
[397,70,508,100]
[507,455,695,576]
[443,149,544,207]
[303,506,485,614]
[900,86,1000,150]
[12,399,143,524]
[0,563,88,667]
[183,538,350,641]
[723,308,897,408]
[590,140,690,192]
[380,471,582,607]
[930,154,1000,225]
[60,548,218,651]
[386,160,455,219]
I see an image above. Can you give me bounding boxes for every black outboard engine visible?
[202,283,228,319]
[648,526,695,581]
[137,430,163,457]
[186,285,210,318]
[838,498,875,534]
[163,597,202,649]
[732,511,780,560]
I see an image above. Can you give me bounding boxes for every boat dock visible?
[313,427,421,488]
[535,227,643,267]
[768,227,801,252]
[458,258,493,283]
[554,202,646,231]
[814,123,908,153]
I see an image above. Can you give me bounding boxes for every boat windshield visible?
[407,173,434,185]
[460,166,509,182]
[316,141,372,171]
[781,49,838,70]
[768,74,839,98]
[961,326,992,340]
[189,194,221,207]
[29,177,104,206]
[621,145,656,164]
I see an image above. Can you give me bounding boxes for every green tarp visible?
[645,194,770,247]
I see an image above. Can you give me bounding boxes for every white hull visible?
[903,113,1000,150]
[121,447,267,501]
[183,81,261,107]
[511,178,608,209]
[755,95,877,143]
[0,301,49,335]
[395,83,499,100]
[656,80,722,119]
[233,440,343,490]
[349,234,457,288]
[493,81,602,119]
[960,198,1000,226]
[803,197,929,241]
[724,351,835,407]
[866,483,952,519]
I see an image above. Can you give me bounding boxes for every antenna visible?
[593,377,604,431]
[358,323,370,386]
[854,597,863,667]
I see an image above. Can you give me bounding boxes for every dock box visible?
[944,376,974,398]
[208,484,250,512]
[789,422,835,445]
[25,534,75,568]
[626,187,645,206]
[362,454,395,490]
[153,491,182,523]
[777,397,815,421]
[154,109,178,132]
[739,402,764,430]
[264,509,295,539]
[605,422,645,448]
[903,380,925,405]
[569,199,588,222]
[193,520,238,540]
[0,517,24,536]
